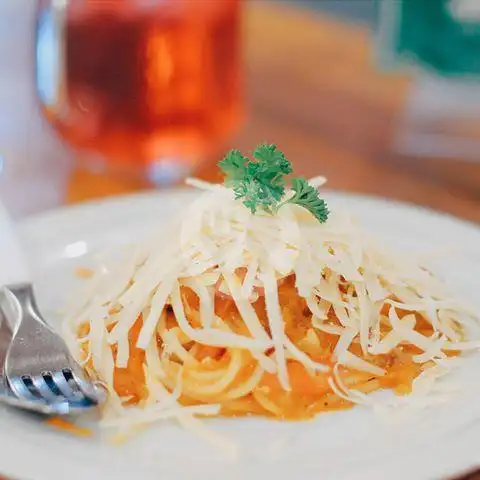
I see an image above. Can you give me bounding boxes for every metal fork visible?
[0,202,106,415]
[0,301,69,415]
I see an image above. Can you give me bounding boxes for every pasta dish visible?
[62,145,479,441]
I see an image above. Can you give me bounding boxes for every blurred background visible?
[0,0,479,222]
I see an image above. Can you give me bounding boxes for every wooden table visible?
[3,2,480,480]
[67,1,480,225]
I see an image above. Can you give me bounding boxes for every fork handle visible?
[0,201,31,286]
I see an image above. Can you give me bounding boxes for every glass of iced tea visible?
[35,0,243,185]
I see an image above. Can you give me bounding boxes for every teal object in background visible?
[297,0,375,24]
[378,0,480,77]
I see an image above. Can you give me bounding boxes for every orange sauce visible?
[46,417,93,437]
[111,315,148,403]
[74,267,96,279]
[79,274,460,420]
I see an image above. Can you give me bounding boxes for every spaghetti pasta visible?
[63,176,480,435]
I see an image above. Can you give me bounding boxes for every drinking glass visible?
[35,0,243,186]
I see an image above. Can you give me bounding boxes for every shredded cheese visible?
[62,175,480,443]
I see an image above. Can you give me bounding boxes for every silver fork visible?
[0,202,106,415]
[0,300,69,415]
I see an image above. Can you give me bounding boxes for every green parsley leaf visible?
[253,144,293,177]
[284,177,329,223]
[219,144,293,213]
[218,149,249,184]
[251,144,293,202]
[233,180,273,214]
[218,144,329,223]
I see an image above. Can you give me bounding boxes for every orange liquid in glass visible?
[39,0,242,170]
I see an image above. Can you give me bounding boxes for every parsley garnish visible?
[219,144,329,223]
[284,177,329,223]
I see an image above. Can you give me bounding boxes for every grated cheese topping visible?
[62,176,480,442]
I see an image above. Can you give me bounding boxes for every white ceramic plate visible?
[2,190,480,480]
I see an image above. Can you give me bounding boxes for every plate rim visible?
[18,187,480,234]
